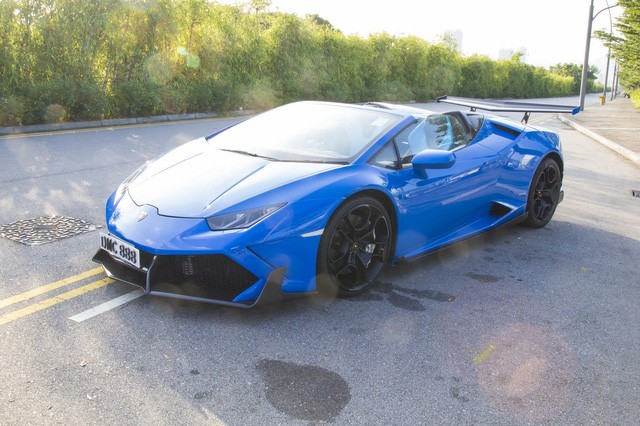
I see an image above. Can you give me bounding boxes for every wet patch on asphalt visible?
[353,281,455,311]
[464,272,501,283]
[193,391,211,400]
[450,382,471,402]
[256,359,351,422]
[436,375,473,403]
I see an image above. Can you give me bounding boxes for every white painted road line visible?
[69,289,145,323]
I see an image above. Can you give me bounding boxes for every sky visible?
[220,0,622,78]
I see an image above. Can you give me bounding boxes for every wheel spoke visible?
[347,205,372,233]
[533,197,544,218]
[358,227,375,244]
[535,198,549,221]
[335,263,356,286]
[545,167,557,184]
[334,229,351,245]
[328,249,349,268]
[328,228,350,264]
[336,253,364,286]
[373,216,389,244]
[356,250,373,269]
[334,226,351,243]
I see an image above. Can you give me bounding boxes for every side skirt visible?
[394,211,528,265]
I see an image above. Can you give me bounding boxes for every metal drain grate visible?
[0,216,100,246]
[633,190,640,198]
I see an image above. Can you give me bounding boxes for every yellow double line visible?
[0,267,113,326]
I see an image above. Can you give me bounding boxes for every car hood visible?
[128,138,339,218]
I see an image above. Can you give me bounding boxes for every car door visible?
[371,113,500,258]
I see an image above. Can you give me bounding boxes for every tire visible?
[524,158,562,228]
[317,196,392,297]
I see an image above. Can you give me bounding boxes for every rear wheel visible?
[317,196,392,297]
[524,158,562,228]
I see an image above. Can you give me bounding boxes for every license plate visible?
[99,232,141,269]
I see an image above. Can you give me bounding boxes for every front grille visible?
[148,254,258,302]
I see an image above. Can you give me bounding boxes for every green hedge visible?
[9,80,108,125]
[631,90,640,108]
[0,0,602,125]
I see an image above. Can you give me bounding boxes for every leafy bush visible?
[71,82,108,120]
[374,81,413,102]
[0,96,24,126]
[423,44,460,99]
[188,79,232,113]
[592,83,605,94]
[160,80,191,114]
[631,90,640,108]
[239,79,279,110]
[44,104,68,123]
[15,80,107,124]
[111,80,162,117]
[458,56,502,98]
[543,73,574,97]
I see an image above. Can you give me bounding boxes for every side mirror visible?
[411,149,456,178]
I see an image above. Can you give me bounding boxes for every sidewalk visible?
[558,96,640,167]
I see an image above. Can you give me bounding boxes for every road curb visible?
[0,110,257,136]
[558,114,640,167]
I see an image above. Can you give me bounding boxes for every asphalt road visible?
[1,96,638,425]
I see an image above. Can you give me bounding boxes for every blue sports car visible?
[94,97,578,307]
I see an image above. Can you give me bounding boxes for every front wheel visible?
[524,158,562,228]
[317,196,392,297]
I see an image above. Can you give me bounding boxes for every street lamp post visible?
[600,0,614,104]
[579,1,619,111]
[611,61,618,100]
[601,48,611,103]
[579,0,594,112]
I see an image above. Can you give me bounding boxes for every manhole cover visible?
[0,216,100,246]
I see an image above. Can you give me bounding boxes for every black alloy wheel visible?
[524,158,562,228]
[317,196,392,297]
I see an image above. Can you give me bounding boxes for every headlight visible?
[206,204,286,231]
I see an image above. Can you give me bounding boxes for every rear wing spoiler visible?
[436,96,580,124]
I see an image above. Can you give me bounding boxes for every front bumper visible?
[93,249,296,308]
[97,190,324,306]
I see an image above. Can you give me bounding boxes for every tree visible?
[549,63,599,94]
[458,55,502,98]
[0,0,599,124]
[306,14,333,29]
[606,0,640,92]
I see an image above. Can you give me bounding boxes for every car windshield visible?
[208,102,403,163]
